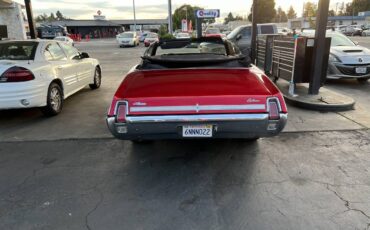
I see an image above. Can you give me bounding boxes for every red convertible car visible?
[107,38,287,141]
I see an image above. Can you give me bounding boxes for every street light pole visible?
[168,0,173,34]
[309,0,330,94]
[24,0,36,39]
[251,0,258,63]
[186,8,188,25]
[133,0,137,31]
[182,6,188,32]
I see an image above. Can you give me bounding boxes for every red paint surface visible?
[108,67,287,116]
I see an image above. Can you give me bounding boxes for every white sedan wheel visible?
[41,83,63,116]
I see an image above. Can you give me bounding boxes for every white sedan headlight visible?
[329,54,341,63]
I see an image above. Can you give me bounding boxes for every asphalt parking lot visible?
[1,37,370,229]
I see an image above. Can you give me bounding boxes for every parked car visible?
[302,30,370,83]
[203,28,225,38]
[144,33,159,47]
[362,25,370,36]
[0,40,101,116]
[175,32,191,39]
[336,25,362,36]
[53,36,74,46]
[277,27,292,36]
[116,32,139,47]
[227,23,278,55]
[106,38,287,141]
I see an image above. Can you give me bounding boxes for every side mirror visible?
[236,34,242,41]
[80,52,89,59]
[354,41,359,46]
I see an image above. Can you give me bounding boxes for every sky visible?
[14,0,354,21]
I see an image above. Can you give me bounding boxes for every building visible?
[46,19,167,38]
[288,11,370,29]
[46,20,123,38]
[111,19,167,32]
[0,0,27,40]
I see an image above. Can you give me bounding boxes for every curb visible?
[283,94,355,112]
[276,80,356,112]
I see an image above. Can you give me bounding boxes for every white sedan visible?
[116,32,140,47]
[0,40,101,116]
[54,36,74,46]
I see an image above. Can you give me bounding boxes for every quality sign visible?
[196,9,220,18]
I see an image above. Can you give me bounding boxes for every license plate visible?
[356,67,367,74]
[182,125,213,137]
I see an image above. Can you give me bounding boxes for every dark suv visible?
[227,24,278,55]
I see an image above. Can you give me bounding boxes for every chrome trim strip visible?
[130,104,266,113]
[125,114,270,123]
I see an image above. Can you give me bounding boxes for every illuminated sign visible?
[196,9,220,18]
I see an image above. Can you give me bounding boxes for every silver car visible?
[303,31,370,83]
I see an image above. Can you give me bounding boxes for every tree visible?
[224,12,244,25]
[345,0,370,17]
[224,12,235,25]
[337,2,345,16]
[56,10,65,21]
[328,10,336,17]
[287,6,297,19]
[303,2,317,28]
[247,0,276,23]
[49,13,56,21]
[275,6,288,22]
[35,13,48,22]
[173,4,203,31]
[35,11,69,22]
[303,2,317,18]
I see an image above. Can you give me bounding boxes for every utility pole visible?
[133,0,137,31]
[352,5,354,25]
[168,0,173,34]
[251,0,258,63]
[24,0,36,39]
[185,7,188,25]
[309,0,330,94]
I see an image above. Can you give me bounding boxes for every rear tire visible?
[41,83,63,116]
[357,78,369,84]
[89,67,101,89]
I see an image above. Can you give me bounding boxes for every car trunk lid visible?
[116,68,278,115]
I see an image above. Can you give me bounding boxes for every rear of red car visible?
[107,67,287,140]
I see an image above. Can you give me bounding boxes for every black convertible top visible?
[139,37,251,69]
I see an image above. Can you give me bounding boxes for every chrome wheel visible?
[94,69,101,87]
[89,67,102,89]
[50,87,61,111]
[41,82,63,116]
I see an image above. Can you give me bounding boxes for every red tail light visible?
[268,99,280,120]
[0,67,35,82]
[116,103,127,123]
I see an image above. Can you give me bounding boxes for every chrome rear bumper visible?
[106,113,287,140]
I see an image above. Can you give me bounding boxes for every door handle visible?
[57,66,63,69]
